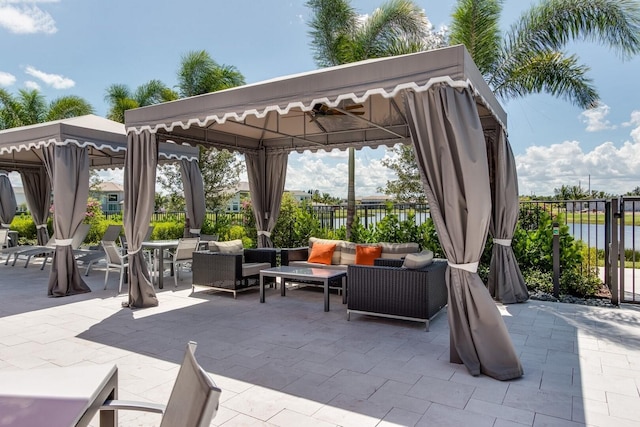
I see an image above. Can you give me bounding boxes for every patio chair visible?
[74,224,123,276]
[171,237,200,287]
[0,229,9,249]
[101,341,221,427]
[102,240,129,293]
[11,223,91,269]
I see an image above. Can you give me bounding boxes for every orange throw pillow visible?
[355,245,382,265]
[308,242,337,265]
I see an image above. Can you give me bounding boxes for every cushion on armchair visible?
[402,250,434,269]
[208,239,243,254]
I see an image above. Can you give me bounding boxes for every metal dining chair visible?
[102,240,129,293]
[171,237,200,287]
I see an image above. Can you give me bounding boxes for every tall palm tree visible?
[306,0,444,239]
[450,0,640,109]
[0,88,93,129]
[104,80,178,123]
[177,50,245,97]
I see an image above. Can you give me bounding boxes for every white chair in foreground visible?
[102,240,129,293]
[171,237,199,287]
[101,341,221,427]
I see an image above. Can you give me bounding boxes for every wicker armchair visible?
[192,249,277,298]
[346,259,448,330]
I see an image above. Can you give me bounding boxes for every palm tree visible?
[104,80,178,123]
[176,50,245,97]
[306,0,445,239]
[449,0,640,109]
[0,88,93,129]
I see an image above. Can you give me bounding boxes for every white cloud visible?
[284,147,394,198]
[0,3,57,34]
[0,71,16,86]
[579,104,615,132]
[24,65,74,89]
[24,80,40,89]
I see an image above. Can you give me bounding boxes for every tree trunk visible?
[346,147,355,240]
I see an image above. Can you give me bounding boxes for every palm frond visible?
[177,50,219,97]
[355,0,428,60]
[17,89,47,125]
[306,0,358,66]
[449,0,503,76]
[134,80,178,106]
[514,0,640,60]
[494,49,598,109]
[46,96,94,121]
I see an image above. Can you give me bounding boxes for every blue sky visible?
[2,0,639,197]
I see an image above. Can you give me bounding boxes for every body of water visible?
[566,223,640,251]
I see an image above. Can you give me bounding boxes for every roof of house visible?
[96,181,124,192]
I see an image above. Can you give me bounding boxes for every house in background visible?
[94,182,124,214]
[226,182,312,212]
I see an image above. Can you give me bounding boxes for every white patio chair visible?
[0,229,9,249]
[102,240,129,293]
[101,341,221,426]
[171,237,199,287]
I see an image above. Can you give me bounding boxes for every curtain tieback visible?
[257,230,271,237]
[447,261,479,273]
[0,172,8,177]
[1,223,11,228]
[493,238,512,246]
[36,224,48,229]
[189,228,201,234]
[55,238,73,246]
[127,248,142,255]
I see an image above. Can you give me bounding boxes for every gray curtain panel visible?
[20,167,51,246]
[0,170,17,228]
[488,128,529,304]
[19,168,51,245]
[245,149,288,248]
[42,145,91,296]
[180,159,206,237]
[404,85,523,381]
[124,130,158,308]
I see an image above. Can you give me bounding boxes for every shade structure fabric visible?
[42,144,91,296]
[123,131,158,308]
[0,115,199,297]
[245,150,288,247]
[404,86,523,380]
[488,129,529,304]
[19,168,51,245]
[180,159,206,237]
[0,170,17,228]
[123,44,524,379]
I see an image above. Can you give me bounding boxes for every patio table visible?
[260,265,347,312]
[142,239,179,289]
[0,363,118,426]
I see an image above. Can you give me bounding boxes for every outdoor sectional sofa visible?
[347,258,448,330]
[281,237,421,270]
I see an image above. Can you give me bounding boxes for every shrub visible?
[523,269,554,294]
[151,221,184,239]
[9,214,37,242]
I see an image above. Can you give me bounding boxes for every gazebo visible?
[125,45,525,380]
[0,114,201,297]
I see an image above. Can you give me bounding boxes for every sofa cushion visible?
[310,237,343,265]
[339,242,357,265]
[209,239,244,254]
[308,242,336,265]
[289,260,348,271]
[379,242,420,259]
[356,244,382,265]
[402,250,434,269]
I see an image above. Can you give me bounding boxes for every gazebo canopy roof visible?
[0,114,199,172]
[125,44,506,154]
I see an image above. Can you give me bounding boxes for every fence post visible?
[553,222,560,298]
[610,198,619,305]
[604,200,611,292]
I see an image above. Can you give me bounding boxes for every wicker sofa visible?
[191,248,277,298]
[346,258,448,330]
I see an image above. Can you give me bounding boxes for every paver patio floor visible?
[0,259,639,426]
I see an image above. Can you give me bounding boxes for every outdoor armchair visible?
[100,341,221,427]
[347,259,448,330]
[192,248,277,298]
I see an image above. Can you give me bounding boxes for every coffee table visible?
[259,266,347,312]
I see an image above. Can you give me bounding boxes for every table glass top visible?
[261,265,346,279]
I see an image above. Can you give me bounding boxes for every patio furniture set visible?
[192,237,448,330]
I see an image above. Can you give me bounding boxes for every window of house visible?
[108,194,118,202]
